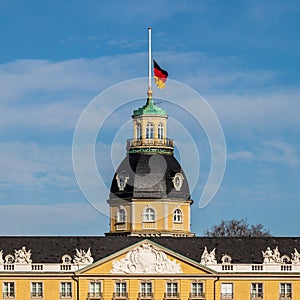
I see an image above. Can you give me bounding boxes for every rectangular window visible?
[191,282,203,296]
[140,282,152,297]
[221,283,233,299]
[3,282,15,298]
[60,282,72,298]
[280,283,292,298]
[115,282,127,297]
[31,282,43,297]
[251,283,263,299]
[89,282,101,297]
[166,282,178,297]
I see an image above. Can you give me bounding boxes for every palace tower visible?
[106,89,194,237]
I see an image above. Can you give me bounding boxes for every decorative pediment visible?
[111,242,182,274]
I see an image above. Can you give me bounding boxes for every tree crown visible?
[204,218,271,237]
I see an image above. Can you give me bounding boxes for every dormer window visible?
[221,254,232,264]
[5,255,14,264]
[61,254,72,264]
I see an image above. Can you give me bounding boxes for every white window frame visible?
[251,283,263,298]
[146,123,154,139]
[116,208,126,223]
[143,207,156,222]
[3,282,15,298]
[280,283,292,298]
[60,282,72,298]
[191,282,203,297]
[89,281,101,297]
[31,282,43,298]
[140,282,152,297]
[115,282,127,297]
[158,123,164,139]
[166,282,178,297]
[221,283,233,298]
[173,209,183,223]
[136,123,142,140]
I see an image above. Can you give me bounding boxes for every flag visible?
[153,60,168,88]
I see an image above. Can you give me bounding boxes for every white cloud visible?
[228,151,254,161]
[259,140,300,167]
[0,203,108,235]
[0,142,73,188]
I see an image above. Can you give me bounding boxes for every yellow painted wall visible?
[1,274,300,300]
[0,277,76,300]
[109,200,191,235]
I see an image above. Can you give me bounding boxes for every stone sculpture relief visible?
[14,246,32,264]
[262,246,281,263]
[0,250,3,264]
[73,248,94,264]
[111,242,182,274]
[291,248,300,264]
[201,247,217,264]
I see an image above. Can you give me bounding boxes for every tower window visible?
[117,208,126,223]
[173,209,183,223]
[143,207,156,222]
[146,123,154,139]
[158,123,164,139]
[136,123,142,140]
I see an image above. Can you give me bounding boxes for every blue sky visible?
[0,0,300,236]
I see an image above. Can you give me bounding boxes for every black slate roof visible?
[110,153,190,200]
[0,236,299,264]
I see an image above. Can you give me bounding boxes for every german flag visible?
[153,60,168,88]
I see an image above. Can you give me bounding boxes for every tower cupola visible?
[128,91,173,155]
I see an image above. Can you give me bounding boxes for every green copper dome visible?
[133,98,167,117]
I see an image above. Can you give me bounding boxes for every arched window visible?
[136,123,142,140]
[158,123,164,139]
[143,207,156,222]
[117,208,126,223]
[146,123,154,139]
[173,209,183,223]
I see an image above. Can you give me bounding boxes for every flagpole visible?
[148,27,152,98]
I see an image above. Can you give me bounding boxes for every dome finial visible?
[147,87,153,100]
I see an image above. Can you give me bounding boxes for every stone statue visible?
[14,246,32,264]
[201,247,217,264]
[73,248,94,264]
[291,248,300,264]
[0,250,4,264]
[262,246,281,263]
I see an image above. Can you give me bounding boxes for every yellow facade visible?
[1,240,299,300]
[109,200,192,236]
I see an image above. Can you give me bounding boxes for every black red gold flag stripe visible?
[153,60,168,88]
